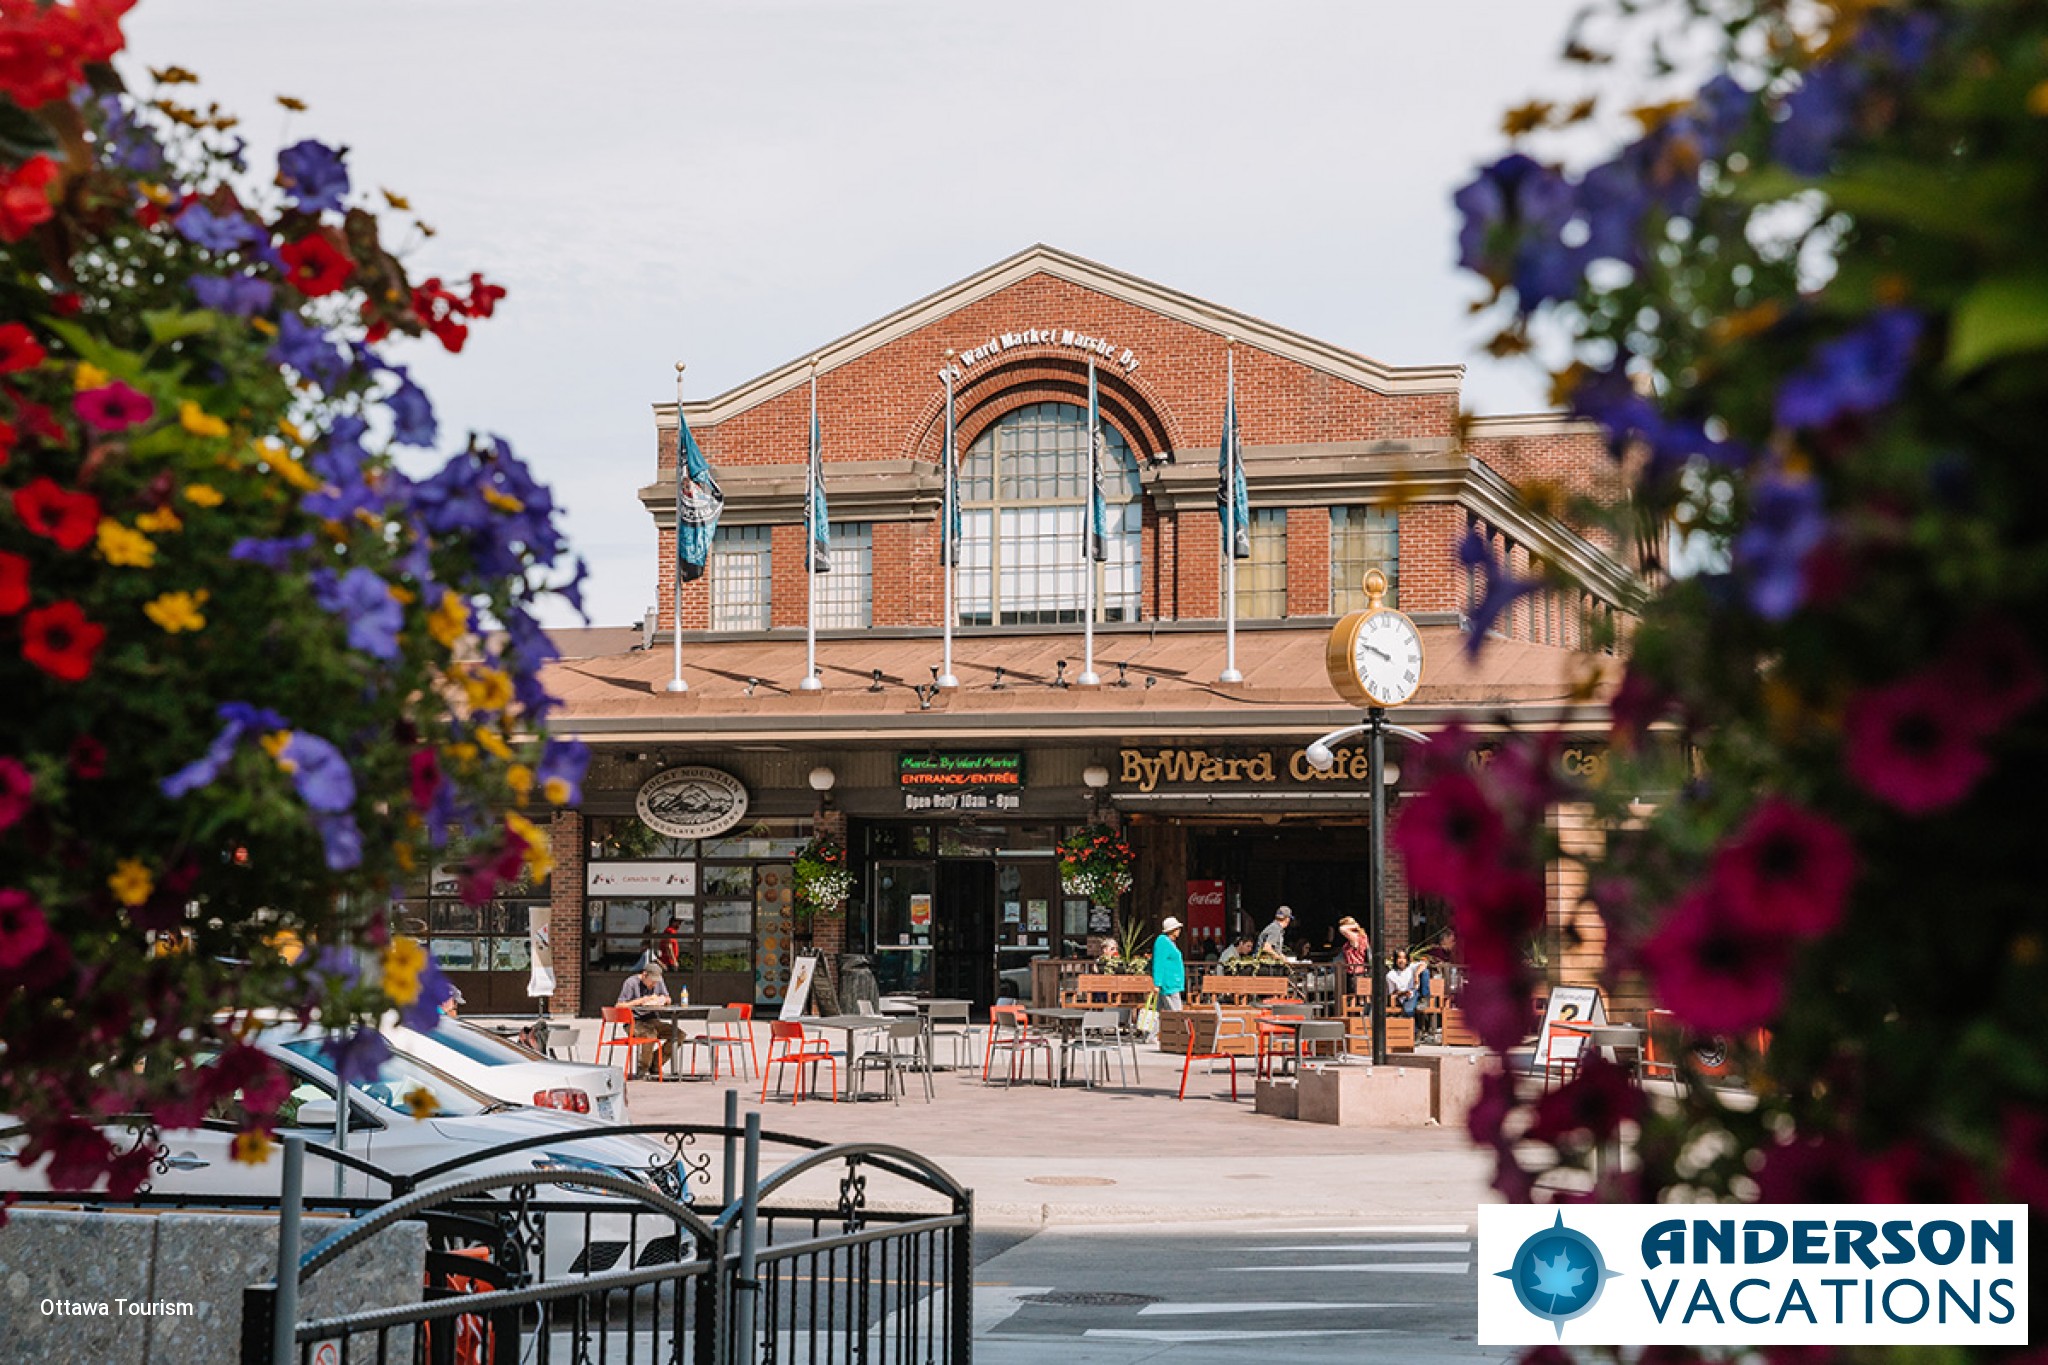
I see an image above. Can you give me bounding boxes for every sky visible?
[119,0,1596,628]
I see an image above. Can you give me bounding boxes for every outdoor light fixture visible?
[1082,765,1110,790]
[744,677,759,697]
[1053,660,1069,688]
[868,668,885,693]
[1114,661,1130,687]
[1382,760,1402,787]
[1304,740,1335,772]
[991,666,1006,691]
[808,767,836,793]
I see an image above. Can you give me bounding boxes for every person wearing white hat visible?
[1151,916,1186,1011]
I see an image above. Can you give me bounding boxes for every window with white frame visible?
[813,522,872,629]
[709,524,771,631]
[1331,505,1399,613]
[957,402,1142,625]
[1232,507,1288,619]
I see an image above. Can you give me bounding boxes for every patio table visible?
[805,1014,896,1099]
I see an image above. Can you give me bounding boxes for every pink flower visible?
[2001,1109,2048,1210]
[73,381,155,432]
[0,888,50,969]
[408,748,441,811]
[0,757,31,831]
[1527,1052,1643,1144]
[1842,673,1989,815]
[1754,1133,1869,1203]
[1392,772,1508,901]
[1861,1141,1983,1204]
[1640,884,1792,1032]
[1712,798,1856,938]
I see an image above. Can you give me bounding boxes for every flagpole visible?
[1220,339,1243,684]
[800,357,823,692]
[666,361,689,694]
[937,351,960,690]
[1079,357,1101,687]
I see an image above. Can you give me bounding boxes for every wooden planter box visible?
[1196,974,1291,1004]
[1157,1008,1261,1056]
[1341,1003,1416,1054]
[1441,1004,1480,1047]
[1063,973,1155,1006]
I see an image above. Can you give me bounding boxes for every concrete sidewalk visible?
[617,1034,1494,1228]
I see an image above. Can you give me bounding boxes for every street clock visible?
[1325,569,1423,708]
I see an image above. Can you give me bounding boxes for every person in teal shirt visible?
[1152,916,1187,1011]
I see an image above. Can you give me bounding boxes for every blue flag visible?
[807,393,831,574]
[675,413,723,583]
[1218,381,1250,559]
[1087,361,1108,563]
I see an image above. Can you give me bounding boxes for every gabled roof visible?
[662,244,1466,429]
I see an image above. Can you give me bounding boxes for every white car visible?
[388,1019,625,1123]
[0,1023,692,1276]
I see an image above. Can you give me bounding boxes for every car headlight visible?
[531,1152,624,1197]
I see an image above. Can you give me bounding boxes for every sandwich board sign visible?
[1537,985,1607,1066]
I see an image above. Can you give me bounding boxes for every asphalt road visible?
[973,1216,1507,1364]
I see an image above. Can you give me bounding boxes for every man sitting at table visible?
[618,959,683,1079]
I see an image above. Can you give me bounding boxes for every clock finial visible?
[1363,568,1388,609]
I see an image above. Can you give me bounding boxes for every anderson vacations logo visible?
[1479,1205,2028,1346]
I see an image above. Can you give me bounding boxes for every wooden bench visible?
[1195,974,1291,1005]
[1341,1001,1415,1054]
[1158,1008,1262,1056]
[1061,973,1155,1007]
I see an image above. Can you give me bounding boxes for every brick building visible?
[450,246,1635,1018]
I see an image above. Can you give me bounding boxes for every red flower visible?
[408,748,441,811]
[0,415,16,468]
[1712,798,1856,938]
[0,0,132,109]
[0,756,30,830]
[1391,771,1508,902]
[0,322,44,374]
[73,380,154,432]
[20,600,106,682]
[2001,1109,2048,1210]
[66,735,106,780]
[465,272,506,318]
[280,233,355,297]
[0,887,50,969]
[1753,1133,1869,1203]
[1861,1141,1983,1204]
[0,155,59,242]
[12,477,101,551]
[22,1120,114,1192]
[0,549,27,613]
[1843,673,1989,815]
[1640,884,1792,1032]
[1949,618,2045,731]
[11,397,61,445]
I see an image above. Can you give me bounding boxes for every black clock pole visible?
[1368,705,1388,1066]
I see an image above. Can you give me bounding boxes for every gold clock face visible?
[1326,607,1424,708]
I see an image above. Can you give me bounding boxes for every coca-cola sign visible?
[634,766,749,840]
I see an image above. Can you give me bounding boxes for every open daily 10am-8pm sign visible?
[897,751,1024,812]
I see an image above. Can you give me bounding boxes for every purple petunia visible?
[276,139,351,215]
[230,533,316,569]
[315,812,363,872]
[321,1027,392,1087]
[269,313,351,392]
[96,95,165,174]
[386,370,438,448]
[536,737,590,804]
[279,731,356,813]
[1733,476,1828,621]
[1458,528,1541,657]
[311,566,405,660]
[1774,309,1923,431]
[160,702,290,799]
[174,202,261,253]
[398,956,457,1032]
[1453,153,1583,305]
[190,273,275,317]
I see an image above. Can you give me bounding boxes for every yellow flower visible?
[427,590,469,648]
[481,486,524,514]
[474,728,512,761]
[109,858,154,907]
[179,401,229,439]
[505,810,554,883]
[383,936,428,999]
[404,1087,439,1120]
[182,483,225,507]
[144,589,209,633]
[506,763,535,804]
[393,842,416,873]
[75,362,110,391]
[260,730,295,767]
[544,776,572,806]
[230,1130,275,1165]
[388,583,416,606]
[2029,79,2048,119]
[250,317,277,337]
[136,506,183,534]
[260,445,322,492]
[96,519,157,568]
[279,417,308,446]
[444,741,478,765]
[456,666,515,713]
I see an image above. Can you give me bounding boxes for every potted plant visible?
[791,837,852,924]
[1090,918,1152,975]
[1057,824,1133,906]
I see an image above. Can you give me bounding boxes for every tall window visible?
[958,403,1142,625]
[709,524,771,631]
[813,521,872,628]
[1331,505,1399,612]
[1233,507,1288,619]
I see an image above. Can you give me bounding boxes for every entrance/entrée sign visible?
[586,862,699,896]
[635,766,749,840]
[898,751,1024,812]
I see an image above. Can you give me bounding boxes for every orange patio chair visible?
[762,1019,838,1104]
[596,1005,665,1088]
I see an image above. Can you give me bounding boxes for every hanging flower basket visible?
[792,837,852,921]
[1057,824,1133,904]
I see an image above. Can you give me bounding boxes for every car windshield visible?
[280,1038,495,1118]
[417,1022,541,1068]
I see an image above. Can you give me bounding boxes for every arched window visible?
[958,402,1142,625]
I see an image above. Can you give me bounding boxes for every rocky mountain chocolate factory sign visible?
[635,765,750,839]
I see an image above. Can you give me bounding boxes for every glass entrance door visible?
[935,862,997,1008]
[871,860,935,996]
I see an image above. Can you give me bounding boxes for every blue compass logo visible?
[1495,1211,1620,1336]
